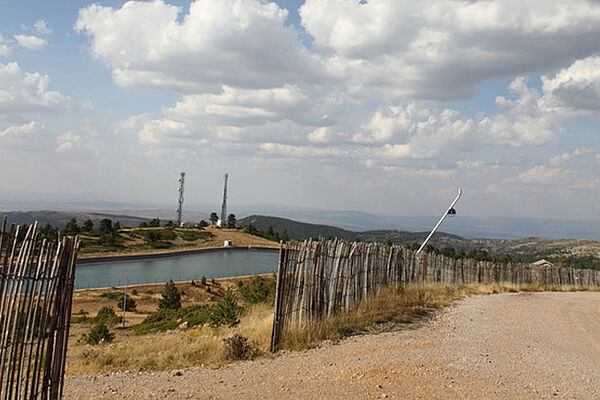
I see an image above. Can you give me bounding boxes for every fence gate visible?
[0,218,80,399]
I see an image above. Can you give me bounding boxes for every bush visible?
[100,291,122,301]
[238,275,276,305]
[134,305,210,334]
[201,276,207,286]
[223,334,258,360]
[116,294,137,311]
[95,306,120,326]
[209,289,241,327]
[158,280,181,310]
[86,322,115,345]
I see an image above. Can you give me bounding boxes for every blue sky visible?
[1,0,599,221]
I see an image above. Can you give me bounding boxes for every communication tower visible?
[176,172,185,226]
[220,173,228,226]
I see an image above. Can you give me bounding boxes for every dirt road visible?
[64,291,600,399]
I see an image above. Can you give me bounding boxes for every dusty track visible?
[64,291,600,399]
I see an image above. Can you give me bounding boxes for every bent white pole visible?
[416,188,462,255]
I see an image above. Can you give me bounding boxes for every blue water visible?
[74,249,279,289]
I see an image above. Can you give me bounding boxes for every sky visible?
[1,0,599,221]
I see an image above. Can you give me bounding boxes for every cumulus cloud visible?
[75,0,322,93]
[0,35,11,57]
[541,56,600,115]
[56,131,82,152]
[0,62,70,114]
[549,148,595,166]
[164,85,336,127]
[0,120,41,138]
[14,34,47,51]
[300,0,600,100]
[0,121,49,152]
[33,20,53,35]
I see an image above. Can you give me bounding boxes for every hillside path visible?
[64,291,600,399]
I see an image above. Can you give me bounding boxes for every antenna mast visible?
[177,172,185,227]
[220,173,228,225]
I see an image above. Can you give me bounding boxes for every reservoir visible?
[75,248,279,290]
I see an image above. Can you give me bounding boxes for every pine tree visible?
[158,280,181,310]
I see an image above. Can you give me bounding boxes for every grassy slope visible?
[78,226,277,258]
[67,282,599,374]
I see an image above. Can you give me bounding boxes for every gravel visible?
[64,291,600,399]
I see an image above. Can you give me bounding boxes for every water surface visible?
[75,249,278,289]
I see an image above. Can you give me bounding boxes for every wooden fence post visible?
[270,242,288,352]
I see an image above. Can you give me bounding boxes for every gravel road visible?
[64,291,600,399]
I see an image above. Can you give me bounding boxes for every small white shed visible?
[223,240,233,247]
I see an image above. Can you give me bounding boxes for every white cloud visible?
[0,35,11,57]
[0,121,49,152]
[541,56,600,115]
[56,131,82,152]
[14,34,47,51]
[75,0,321,93]
[0,120,40,138]
[164,85,334,127]
[549,147,595,166]
[299,0,600,100]
[506,165,575,186]
[307,127,345,144]
[34,20,53,35]
[0,62,70,114]
[260,142,347,158]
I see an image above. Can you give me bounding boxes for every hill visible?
[238,215,600,269]
[1,210,153,229]
[239,215,481,250]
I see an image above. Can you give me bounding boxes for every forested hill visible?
[0,210,148,229]
[238,215,473,249]
[238,215,600,269]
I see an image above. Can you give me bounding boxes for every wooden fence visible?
[0,218,80,399]
[270,239,600,351]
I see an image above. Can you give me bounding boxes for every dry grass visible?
[67,282,599,374]
[280,282,600,350]
[67,303,274,374]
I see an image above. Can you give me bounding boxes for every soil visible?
[63,291,600,399]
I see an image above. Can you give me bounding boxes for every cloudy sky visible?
[1,0,599,220]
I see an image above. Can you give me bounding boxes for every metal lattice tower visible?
[177,172,185,226]
[220,173,228,224]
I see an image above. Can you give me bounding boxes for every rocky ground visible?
[64,291,600,399]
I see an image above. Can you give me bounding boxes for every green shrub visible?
[94,306,120,326]
[158,280,181,310]
[134,305,210,334]
[238,275,276,305]
[86,323,115,345]
[100,291,122,301]
[116,294,137,311]
[201,276,207,286]
[209,289,241,327]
